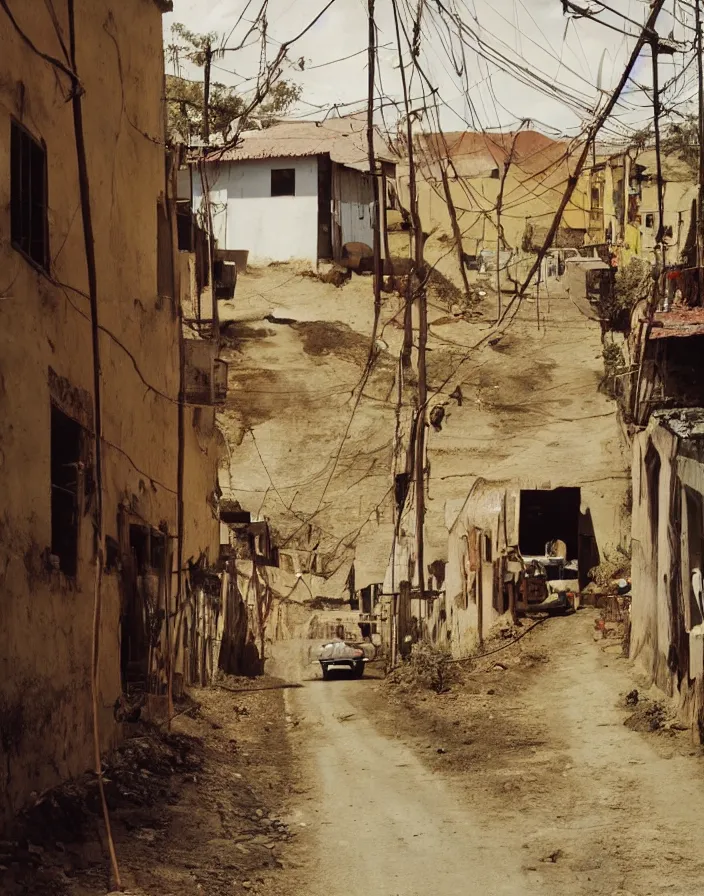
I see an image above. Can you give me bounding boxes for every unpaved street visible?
[283,611,704,895]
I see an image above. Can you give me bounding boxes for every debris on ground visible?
[624,697,670,734]
[1,680,295,896]
[386,643,463,694]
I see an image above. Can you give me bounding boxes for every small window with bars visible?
[11,120,49,270]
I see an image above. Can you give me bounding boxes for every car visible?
[318,640,368,680]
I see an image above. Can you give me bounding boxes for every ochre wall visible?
[0,1,219,823]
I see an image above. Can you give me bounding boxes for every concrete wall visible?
[195,156,320,264]
[397,158,590,256]
[630,416,704,729]
[0,1,220,824]
[640,180,697,266]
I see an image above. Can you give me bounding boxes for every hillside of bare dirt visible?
[217,236,628,586]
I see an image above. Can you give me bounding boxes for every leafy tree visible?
[165,24,301,144]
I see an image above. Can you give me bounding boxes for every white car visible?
[318,641,368,680]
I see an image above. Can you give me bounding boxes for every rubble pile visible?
[0,729,204,894]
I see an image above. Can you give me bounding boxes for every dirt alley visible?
[7,611,704,895]
[281,609,704,896]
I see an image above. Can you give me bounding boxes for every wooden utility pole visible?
[367,0,382,326]
[439,163,472,301]
[392,0,423,367]
[696,0,704,302]
[203,39,212,145]
[651,39,665,248]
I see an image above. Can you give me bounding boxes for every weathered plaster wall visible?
[640,179,697,266]
[183,406,222,565]
[0,1,217,824]
[397,157,590,255]
[195,156,319,264]
[630,418,704,729]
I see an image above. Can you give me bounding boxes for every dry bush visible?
[588,547,631,589]
[388,642,460,694]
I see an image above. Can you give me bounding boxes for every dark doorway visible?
[317,154,332,260]
[519,487,581,561]
[50,404,82,577]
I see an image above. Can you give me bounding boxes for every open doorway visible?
[519,487,581,573]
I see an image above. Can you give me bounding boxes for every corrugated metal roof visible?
[415,130,572,177]
[649,308,704,340]
[206,115,396,172]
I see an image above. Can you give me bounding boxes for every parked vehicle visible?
[318,640,368,680]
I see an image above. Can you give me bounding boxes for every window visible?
[129,523,167,575]
[51,405,82,576]
[271,168,295,197]
[11,120,48,269]
[645,213,654,229]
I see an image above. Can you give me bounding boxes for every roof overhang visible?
[649,309,704,340]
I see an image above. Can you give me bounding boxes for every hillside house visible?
[0,0,228,824]
[398,129,591,260]
[185,116,397,265]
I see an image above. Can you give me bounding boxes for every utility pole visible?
[651,38,665,249]
[203,38,212,145]
[367,0,382,329]
[696,0,704,303]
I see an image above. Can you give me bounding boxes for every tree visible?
[165,24,301,144]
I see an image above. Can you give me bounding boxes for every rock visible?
[436,747,447,754]
[318,262,350,288]
[493,662,508,671]
[487,688,496,695]
[625,689,639,706]
[542,849,563,864]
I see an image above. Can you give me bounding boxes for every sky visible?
[163,0,696,139]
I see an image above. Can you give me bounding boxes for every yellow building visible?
[397,130,591,259]
[0,0,225,823]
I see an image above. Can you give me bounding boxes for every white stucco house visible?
[182,115,397,266]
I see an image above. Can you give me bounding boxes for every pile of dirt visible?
[623,694,686,736]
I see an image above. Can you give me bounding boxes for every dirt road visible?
[287,676,531,895]
[284,612,704,895]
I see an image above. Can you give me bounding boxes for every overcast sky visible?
[163,0,694,138]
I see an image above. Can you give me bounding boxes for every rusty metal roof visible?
[649,308,704,340]
[206,115,395,172]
